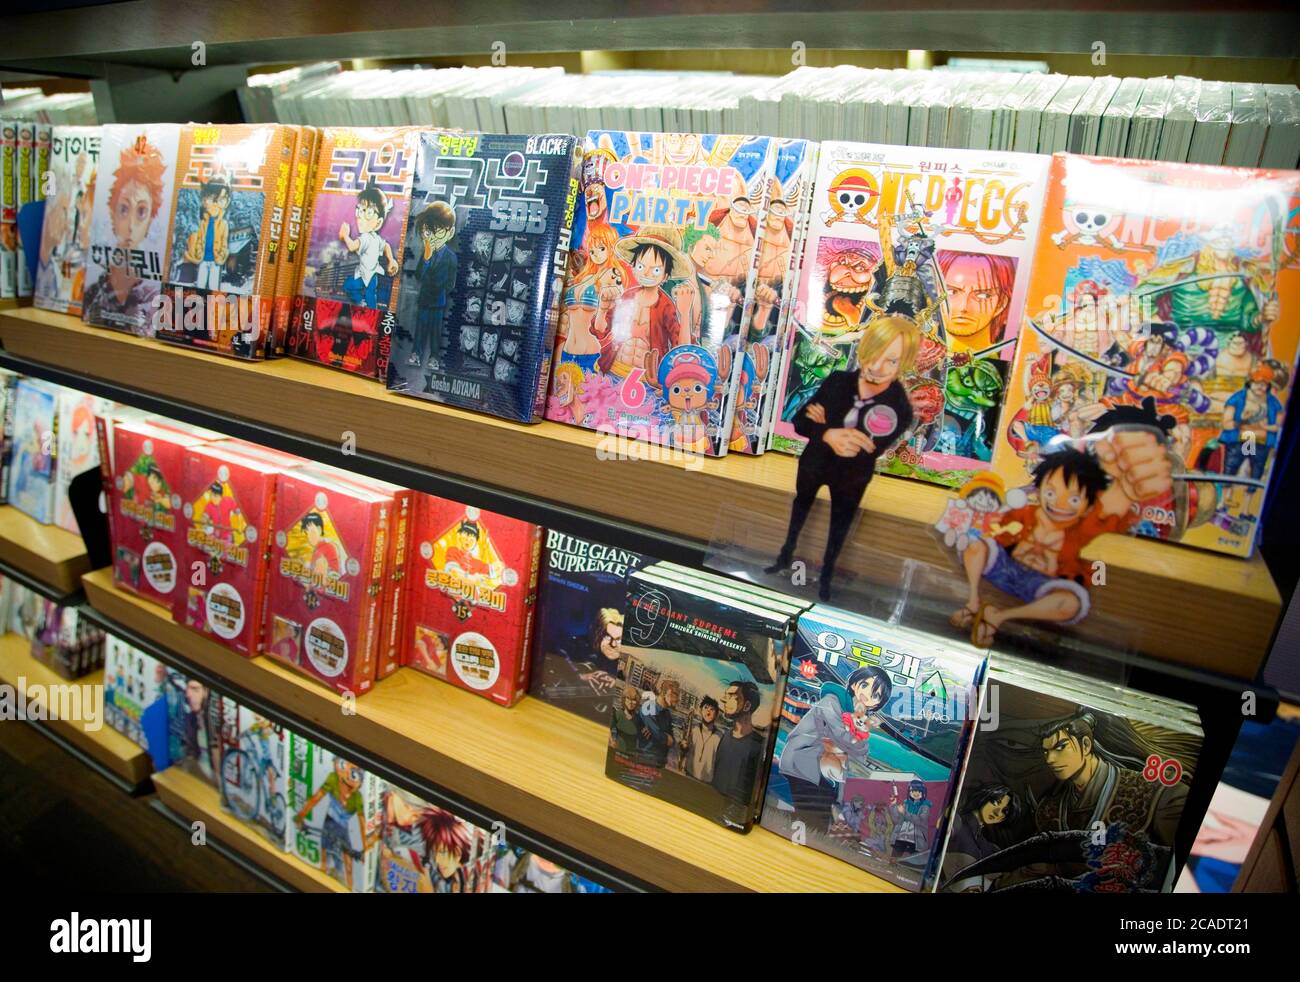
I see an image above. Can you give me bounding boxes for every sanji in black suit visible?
[774,369,914,596]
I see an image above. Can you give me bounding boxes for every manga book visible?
[387,132,581,423]
[288,735,380,892]
[739,138,817,455]
[529,529,643,724]
[769,142,1050,488]
[172,443,284,657]
[7,378,59,525]
[81,124,181,336]
[164,667,221,786]
[54,389,113,535]
[1,119,15,298]
[219,707,292,850]
[488,844,612,893]
[15,122,33,297]
[760,606,985,891]
[264,466,392,695]
[110,419,215,607]
[607,564,801,831]
[989,154,1300,557]
[291,126,419,378]
[376,782,486,893]
[103,635,170,767]
[34,126,101,316]
[545,131,774,456]
[154,124,294,358]
[401,493,542,707]
[936,659,1201,893]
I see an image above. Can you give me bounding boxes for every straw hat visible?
[615,225,692,279]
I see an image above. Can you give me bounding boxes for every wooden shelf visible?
[0,504,91,597]
[3,306,1280,679]
[4,0,1294,71]
[0,632,153,787]
[84,567,902,893]
[152,767,346,893]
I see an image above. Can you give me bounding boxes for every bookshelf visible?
[82,567,903,893]
[0,307,1281,680]
[0,505,91,598]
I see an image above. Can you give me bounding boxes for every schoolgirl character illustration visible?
[767,314,920,600]
[888,779,933,858]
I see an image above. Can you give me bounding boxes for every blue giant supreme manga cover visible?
[386,132,581,423]
[760,605,985,890]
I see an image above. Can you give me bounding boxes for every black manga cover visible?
[386,132,581,422]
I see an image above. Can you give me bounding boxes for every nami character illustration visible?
[82,135,168,332]
[405,200,459,370]
[948,401,1175,646]
[767,314,919,600]
[293,757,375,891]
[339,182,399,309]
[184,174,231,291]
[559,221,622,370]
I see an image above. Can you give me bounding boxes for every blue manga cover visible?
[386,132,580,422]
[760,606,984,891]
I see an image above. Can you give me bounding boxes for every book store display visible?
[0,10,1296,897]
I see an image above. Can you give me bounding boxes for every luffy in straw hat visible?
[601,225,695,384]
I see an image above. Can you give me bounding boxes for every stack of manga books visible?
[8,582,106,680]
[545,129,817,457]
[103,632,171,767]
[767,141,1051,489]
[0,89,96,125]
[386,131,582,423]
[0,118,51,300]
[760,605,986,891]
[934,653,1202,893]
[606,562,809,831]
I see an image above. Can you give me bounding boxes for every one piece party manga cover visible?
[292,126,419,379]
[989,154,1300,557]
[769,142,1049,488]
[387,132,581,423]
[760,606,985,890]
[34,126,100,316]
[81,124,181,337]
[546,131,775,456]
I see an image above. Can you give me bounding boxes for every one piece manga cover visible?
[990,154,1300,557]
[7,378,59,525]
[34,126,101,315]
[387,132,581,423]
[288,735,380,892]
[291,126,419,379]
[769,143,1050,489]
[173,443,283,657]
[737,138,817,455]
[81,124,181,336]
[376,782,485,893]
[401,493,542,707]
[760,606,985,891]
[219,707,292,851]
[154,124,293,358]
[608,565,795,831]
[110,418,215,607]
[264,466,391,695]
[936,662,1200,893]
[529,529,643,724]
[545,131,774,456]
